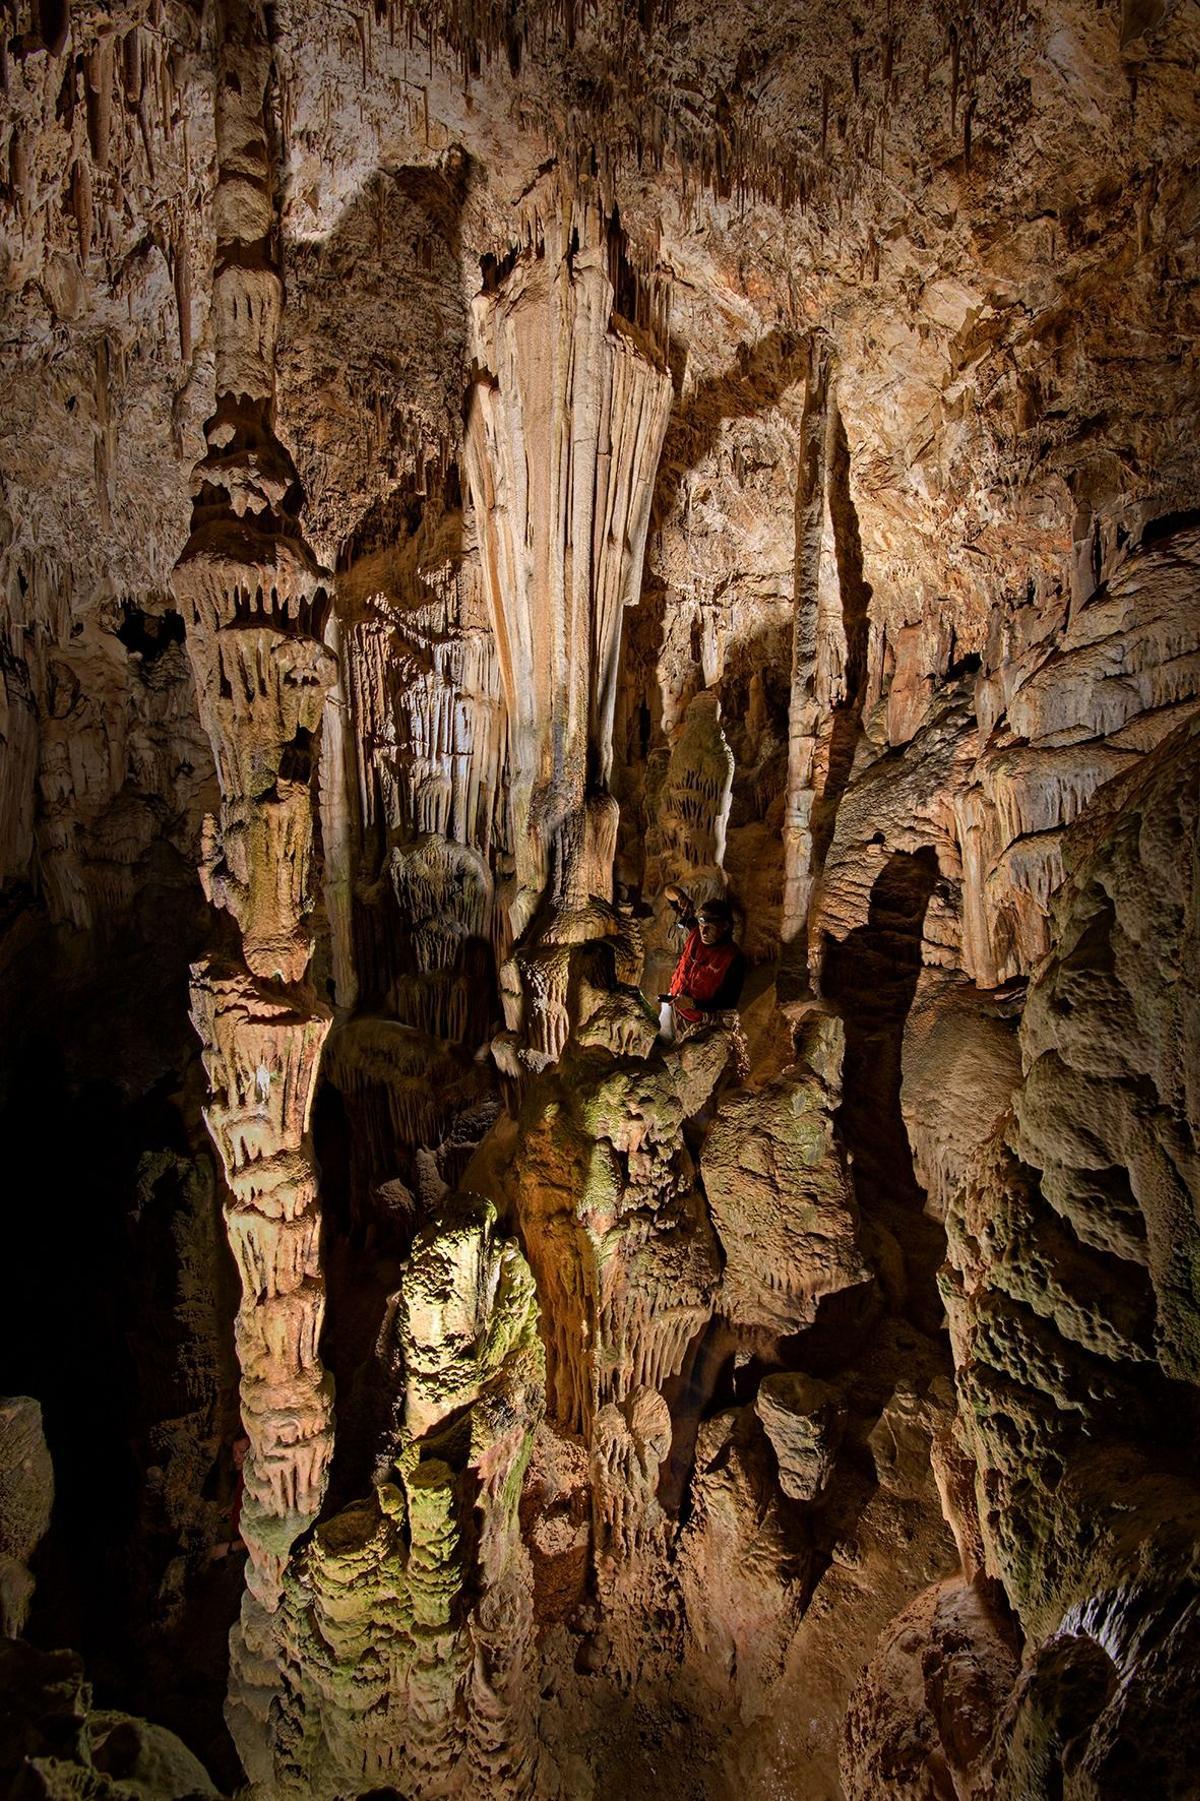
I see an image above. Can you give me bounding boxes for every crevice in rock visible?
[820,847,945,1328]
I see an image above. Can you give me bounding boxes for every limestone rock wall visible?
[2,0,1199,1796]
[946,716,1200,1790]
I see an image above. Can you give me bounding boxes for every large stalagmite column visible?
[171,0,334,1614]
[464,213,672,1053]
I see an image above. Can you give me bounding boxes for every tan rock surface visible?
[2,0,1199,1793]
[754,1371,844,1503]
[702,1065,871,1332]
[841,1577,1020,1801]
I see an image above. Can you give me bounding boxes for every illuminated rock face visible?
[702,1064,869,1334]
[2,0,1200,1795]
[494,1041,723,1435]
[937,717,1200,1796]
[247,1195,547,1801]
[0,1398,53,1639]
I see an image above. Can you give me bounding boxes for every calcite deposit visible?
[2,0,1199,1795]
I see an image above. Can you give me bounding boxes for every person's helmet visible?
[697,897,733,924]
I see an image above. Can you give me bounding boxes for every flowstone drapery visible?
[464,209,673,1060]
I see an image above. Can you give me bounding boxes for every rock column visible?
[171,0,335,1610]
[781,340,869,989]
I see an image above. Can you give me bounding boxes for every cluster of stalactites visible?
[463,205,672,1059]
[177,549,335,986]
[357,0,954,223]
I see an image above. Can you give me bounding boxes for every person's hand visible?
[663,883,682,904]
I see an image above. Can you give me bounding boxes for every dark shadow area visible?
[0,875,243,1791]
[313,1079,406,1514]
[655,328,806,506]
[115,603,186,662]
[807,404,871,876]
[820,848,946,1331]
[659,1318,740,1517]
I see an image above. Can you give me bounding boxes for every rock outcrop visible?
[0,1639,225,1801]
[0,1398,53,1640]
[942,714,1200,1795]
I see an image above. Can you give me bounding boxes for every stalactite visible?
[121,26,141,107]
[464,203,672,1058]
[84,36,112,170]
[10,127,28,221]
[71,154,91,263]
[172,224,190,360]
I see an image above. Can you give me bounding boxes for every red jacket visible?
[669,930,745,1023]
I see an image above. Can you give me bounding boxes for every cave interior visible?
[1,0,1199,1796]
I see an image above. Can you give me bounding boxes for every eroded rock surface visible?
[0,1398,53,1639]
[0,1640,224,1801]
[2,0,1199,1793]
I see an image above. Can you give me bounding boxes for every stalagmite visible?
[253,1193,547,1800]
[189,965,332,1601]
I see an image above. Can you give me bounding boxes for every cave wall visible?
[1,0,1198,1796]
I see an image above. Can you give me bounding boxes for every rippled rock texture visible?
[1,0,1198,1795]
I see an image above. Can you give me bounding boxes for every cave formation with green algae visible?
[1,0,1199,1795]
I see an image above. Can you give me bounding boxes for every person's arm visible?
[663,883,696,928]
[694,951,746,1013]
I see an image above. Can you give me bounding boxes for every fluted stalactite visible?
[170,0,335,1625]
[780,340,870,991]
[464,206,672,1059]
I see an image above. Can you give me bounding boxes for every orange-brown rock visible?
[2,0,1199,1793]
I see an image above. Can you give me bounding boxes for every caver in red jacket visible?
[669,928,746,1024]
